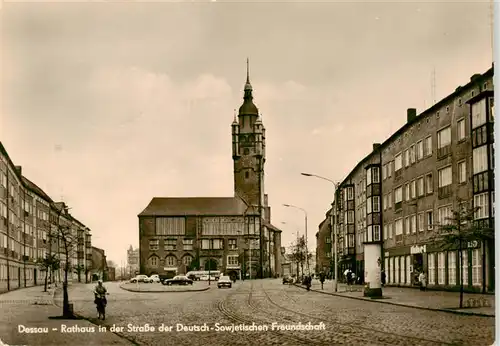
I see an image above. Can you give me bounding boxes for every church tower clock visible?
[232,59,266,208]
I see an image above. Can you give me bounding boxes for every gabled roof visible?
[22,176,53,203]
[138,196,260,217]
[263,221,281,232]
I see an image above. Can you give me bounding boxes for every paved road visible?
[66,279,494,346]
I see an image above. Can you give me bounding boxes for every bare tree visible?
[429,199,494,308]
[73,264,85,283]
[36,254,60,292]
[289,236,311,278]
[53,220,79,318]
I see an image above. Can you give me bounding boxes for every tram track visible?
[216,282,329,346]
[247,281,392,346]
[258,282,460,346]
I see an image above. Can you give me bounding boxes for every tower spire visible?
[244,58,252,91]
[246,58,250,83]
[239,58,258,116]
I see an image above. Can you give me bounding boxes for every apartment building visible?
[329,66,494,294]
[315,209,332,274]
[0,142,93,292]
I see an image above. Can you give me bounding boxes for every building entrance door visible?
[412,254,423,285]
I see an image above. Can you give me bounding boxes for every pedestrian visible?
[418,271,427,291]
[346,270,353,291]
[319,272,326,290]
[381,270,386,287]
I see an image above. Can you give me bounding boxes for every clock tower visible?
[232,59,266,208]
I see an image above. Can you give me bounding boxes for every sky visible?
[0,1,493,267]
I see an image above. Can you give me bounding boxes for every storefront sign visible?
[163,267,178,271]
[410,245,427,254]
[467,240,479,249]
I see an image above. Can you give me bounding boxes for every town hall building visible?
[138,62,282,279]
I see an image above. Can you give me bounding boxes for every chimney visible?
[470,74,481,82]
[14,166,22,175]
[372,143,381,151]
[407,108,417,123]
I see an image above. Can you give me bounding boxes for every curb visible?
[294,284,495,318]
[52,286,139,345]
[119,284,211,293]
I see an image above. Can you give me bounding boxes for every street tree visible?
[73,264,85,283]
[188,256,200,272]
[36,254,60,292]
[429,199,494,308]
[289,236,310,278]
[52,220,79,318]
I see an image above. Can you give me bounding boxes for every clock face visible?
[240,155,252,167]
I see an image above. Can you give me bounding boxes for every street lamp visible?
[301,172,341,292]
[283,204,309,275]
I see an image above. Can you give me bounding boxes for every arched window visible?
[166,256,177,267]
[149,256,159,267]
[182,255,193,266]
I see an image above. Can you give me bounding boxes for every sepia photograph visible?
[0,0,496,345]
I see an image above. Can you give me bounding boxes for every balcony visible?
[86,254,92,260]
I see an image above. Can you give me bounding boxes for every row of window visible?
[384,96,492,179]
[384,250,481,287]
[352,153,486,217]
[149,238,240,251]
[382,193,490,240]
[147,254,240,267]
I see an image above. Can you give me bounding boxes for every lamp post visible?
[283,204,309,275]
[301,172,340,292]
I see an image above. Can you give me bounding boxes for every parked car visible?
[149,274,161,283]
[217,276,232,289]
[162,275,193,286]
[282,275,293,284]
[130,275,149,283]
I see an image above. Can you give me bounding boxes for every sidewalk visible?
[0,285,132,345]
[297,280,495,317]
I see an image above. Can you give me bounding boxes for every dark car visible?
[163,275,193,286]
[187,274,198,281]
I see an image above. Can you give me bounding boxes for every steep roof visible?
[263,221,281,232]
[22,176,53,202]
[138,197,260,217]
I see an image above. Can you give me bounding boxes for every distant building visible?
[279,247,292,277]
[127,245,139,277]
[91,246,108,281]
[138,63,282,279]
[107,267,116,281]
[315,209,332,275]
